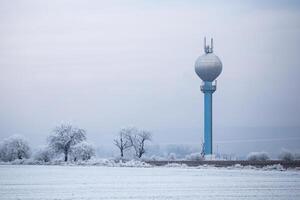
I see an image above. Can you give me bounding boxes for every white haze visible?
[0,0,300,156]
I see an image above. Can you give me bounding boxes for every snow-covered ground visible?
[0,165,299,200]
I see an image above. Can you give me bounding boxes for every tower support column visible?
[201,81,216,155]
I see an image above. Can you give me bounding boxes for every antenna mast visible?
[204,37,213,54]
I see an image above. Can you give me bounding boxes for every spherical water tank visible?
[195,53,222,82]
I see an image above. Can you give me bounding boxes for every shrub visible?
[185,152,204,161]
[294,153,300,160]
[149,155,164,161]
[278,149,294,161]
[168,153,177,161]
[247,151,270,161]
[34,146,55,162]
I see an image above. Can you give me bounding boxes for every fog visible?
[0,0,300,156]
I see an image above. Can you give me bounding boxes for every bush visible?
[168,153,177,161]
[0,135,31,162]
[294,153,300,160]
[185,152,204,161]
[34,146,55,162]
[278,149,294,161]
[247,151,270,161]
[148,155,164,161]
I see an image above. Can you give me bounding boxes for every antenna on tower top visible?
[204,37,213,54]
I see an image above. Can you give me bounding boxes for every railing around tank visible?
[200,80,217,92]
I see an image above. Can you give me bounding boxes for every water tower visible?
[195,37,222,156]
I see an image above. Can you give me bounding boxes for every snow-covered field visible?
[0,165,299,200]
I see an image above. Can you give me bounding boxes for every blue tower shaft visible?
[201,81,216,155]
[204,92,212,155]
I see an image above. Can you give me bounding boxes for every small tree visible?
[48,124,86,162]
[0,135,31,162]
[114,128,134,158]
[71,141,95,161]
[127,129,151,158]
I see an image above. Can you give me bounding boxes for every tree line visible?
[0,124,152,162]
[1,124,298,162]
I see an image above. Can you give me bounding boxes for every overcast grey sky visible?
[0,0,300,155]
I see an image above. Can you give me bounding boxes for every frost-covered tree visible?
[114,127,134,158]
[71,141,95,161]
[247,151,270,161]
[168,153,177,161]
[34,146,55,162]
[185,152,204,161]
[127,129,151,158]
[278,149,294,161]
[0,135,31,162]
[48,124,86,162]
[149,155,164,161]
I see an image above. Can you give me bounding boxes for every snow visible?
[0,165,300,200]
[163,163,188,168]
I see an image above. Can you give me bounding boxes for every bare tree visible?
[48,124,86,162]
[127,129,151,158]
[113,128,133,158]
